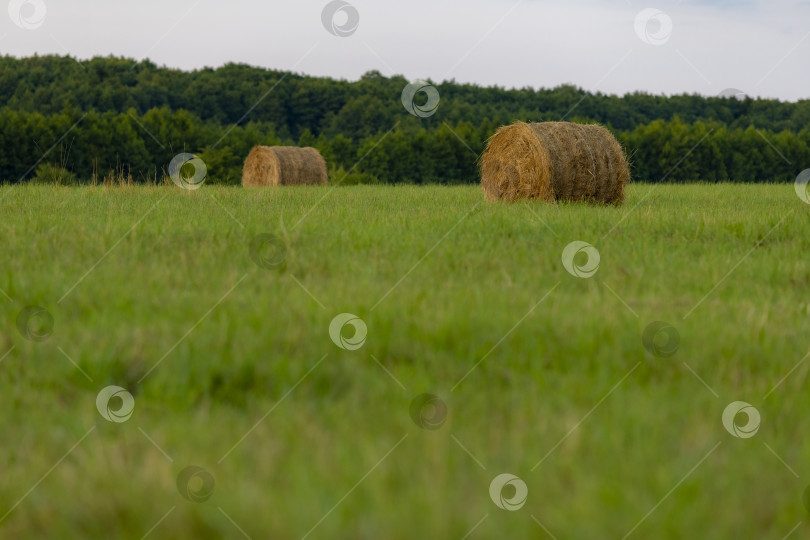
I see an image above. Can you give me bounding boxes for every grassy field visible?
[1,183,809,539]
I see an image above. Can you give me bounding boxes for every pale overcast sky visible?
[2,0,808,101]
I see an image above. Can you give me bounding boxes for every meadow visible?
[1,183,808,539]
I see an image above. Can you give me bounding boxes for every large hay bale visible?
[480,122,630,204]
[242,146,328,187]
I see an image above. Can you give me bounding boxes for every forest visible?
[1,54,808,185]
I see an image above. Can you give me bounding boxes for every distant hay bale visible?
[480,122,630,205]
[242,146,328,187]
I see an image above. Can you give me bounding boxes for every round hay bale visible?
[480,121,630,204]
[242,146,328,187]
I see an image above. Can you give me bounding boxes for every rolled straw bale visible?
[242,146,328,187]
[480,122,630,204]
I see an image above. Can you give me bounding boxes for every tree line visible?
[0,55,807,184]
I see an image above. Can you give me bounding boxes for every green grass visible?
[1,183,809,539]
